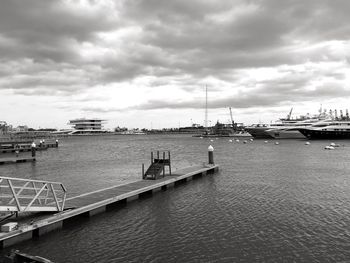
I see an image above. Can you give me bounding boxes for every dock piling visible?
[208,145,214,165]
[31,142,36,158]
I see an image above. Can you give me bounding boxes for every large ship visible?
[297,110,350,139]
[264,117,328,139]
[193,120,251,138]
[246,107,329,139]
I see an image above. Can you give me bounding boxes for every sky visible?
[0,0,350,130]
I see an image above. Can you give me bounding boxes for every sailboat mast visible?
[205,85,208,129]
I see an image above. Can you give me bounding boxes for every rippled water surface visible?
[1,135,350,262]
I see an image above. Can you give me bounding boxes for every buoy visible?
[264,141,268,143]
[210,139,214,142]
[250,138,254,141]
[330,142,335,147]
[275,142,279,145]
[200,137,203,139]
[229,139,233,142]
[325,146,335,150]
[235,139,239,143]
[305,142,310,145]
[243,140,247,144]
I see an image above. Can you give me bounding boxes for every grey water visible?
[1,135,350,262]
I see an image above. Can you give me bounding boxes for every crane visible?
[286,107,293,120]
[229,107,236,131]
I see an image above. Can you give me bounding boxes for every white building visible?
[67,118,107,135]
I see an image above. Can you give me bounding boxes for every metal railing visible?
[0,176,66,213]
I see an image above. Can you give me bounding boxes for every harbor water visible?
[1,135,350,262]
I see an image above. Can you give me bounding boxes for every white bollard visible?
[208,145,214,165]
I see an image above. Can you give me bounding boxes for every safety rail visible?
[0,176,66,213]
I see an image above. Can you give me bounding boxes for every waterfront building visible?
[68,118,108,135]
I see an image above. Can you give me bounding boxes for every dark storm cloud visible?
[0,0,117,60]
[0,0,349,110]
[132,83,350,110]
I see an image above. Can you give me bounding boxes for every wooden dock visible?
[0,164,219,248]
[0,140,58,154]
[0,157,36,165]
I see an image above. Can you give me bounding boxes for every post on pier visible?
[208,145,214,165]
[31,142,36,157]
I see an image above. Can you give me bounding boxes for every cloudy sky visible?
[1,0,349,129]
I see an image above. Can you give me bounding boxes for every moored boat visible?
[298,119,350,139]
[247,107,330,139]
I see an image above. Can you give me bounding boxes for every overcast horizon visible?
[1,0,350,129]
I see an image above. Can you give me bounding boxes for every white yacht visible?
[246,107,329,139]
[264,118,326,139]
[298,118,350,139]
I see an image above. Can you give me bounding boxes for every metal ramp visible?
[142,151,171,180]
[0,176,66,213]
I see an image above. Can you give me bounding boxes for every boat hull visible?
[298,129,350,139]
[265,129,306,139]
[193,133,252,138]
[245,127,274,139]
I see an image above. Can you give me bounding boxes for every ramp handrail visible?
[0,176,66,213]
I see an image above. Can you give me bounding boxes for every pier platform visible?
[0,140,58,154]
[0,164,219,248]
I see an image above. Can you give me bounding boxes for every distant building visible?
[15,125,28,132]
[68,118,107,135]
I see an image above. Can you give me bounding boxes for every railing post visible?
[142,163,145,179]
[168,151,171,175]
[151,152,153,164]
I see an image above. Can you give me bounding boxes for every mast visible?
[205,85,208,130]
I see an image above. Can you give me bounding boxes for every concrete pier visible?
[0,164,219,249]
[0,156,36,165]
